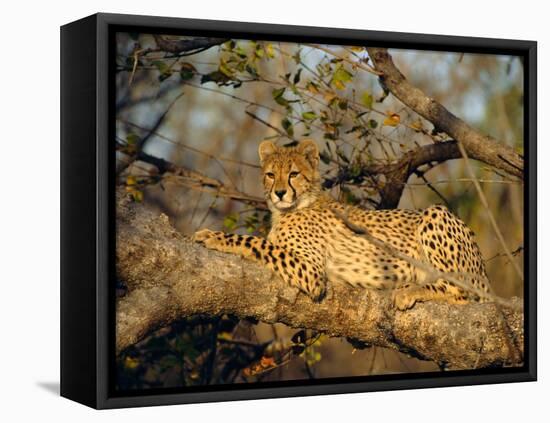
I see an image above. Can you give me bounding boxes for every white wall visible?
[1,1,546,421]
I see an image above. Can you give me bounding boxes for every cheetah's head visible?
[258,139,321,212]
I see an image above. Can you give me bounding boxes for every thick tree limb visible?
[116,191,524,369]
[152,35,228,55]
[366,48,524,179]
[375,141,461,208]
[370,141,463,209]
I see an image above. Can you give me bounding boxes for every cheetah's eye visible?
[265,172,274,179]
[289,171,299,178]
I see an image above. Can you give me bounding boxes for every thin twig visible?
[305,43,382,76]
[455,141,524,281]
[245,110,297,142]
[407,178,522,186]
[118,119,260,168]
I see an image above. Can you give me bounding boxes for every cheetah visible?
[193,139,491,310]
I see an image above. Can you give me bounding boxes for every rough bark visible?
[116,191,524,369]
[366,48,524,180]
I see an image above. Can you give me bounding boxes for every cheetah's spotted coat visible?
[194,140,490,310]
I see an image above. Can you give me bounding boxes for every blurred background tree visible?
[115,33,524,389]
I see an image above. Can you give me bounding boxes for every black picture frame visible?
[61,12,537,409]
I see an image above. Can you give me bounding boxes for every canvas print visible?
[114,32,525,392]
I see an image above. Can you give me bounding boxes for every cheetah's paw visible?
[391,287,419,311]
[192,229,225,251]
[192,228,217,242]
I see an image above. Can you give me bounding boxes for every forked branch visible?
[366,48,524,179]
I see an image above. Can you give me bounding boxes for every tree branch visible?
[152,35,228,55]
[368,141,462,209]
[328,141,463,209]
[135,151,267,209]
[116,190,524,369]
[366,48,524,179]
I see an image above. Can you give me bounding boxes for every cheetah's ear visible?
[258,140,277,165]
[297,139,319,168]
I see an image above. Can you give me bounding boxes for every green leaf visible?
[219,63,235,78]
[201,71,230,86]
[223,212,239,231]
[152,60,169,73]
[293,68,302,85]
[180,70,194,80]
[320,150,331,165]
[272,87,289,107]
[234,45,247,58]
[293,49,302,64]
[126,133,140,145]
[331,65,353,89]
[152,60,173,82]
[361,91,373,109]
[272,87,285,99]
[302,111,317,120]
[281,118,294,136]
[341,186,360,205]
[291,329,306,344]
[275,97,289,107]
[255,44,264,58]
[265,43,275,58]
[179,63,196,81]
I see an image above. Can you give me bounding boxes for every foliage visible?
[115,33,525,383]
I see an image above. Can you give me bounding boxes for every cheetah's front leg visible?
[193,229,327,301]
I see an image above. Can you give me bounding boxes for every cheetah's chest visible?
[268,208,333,258]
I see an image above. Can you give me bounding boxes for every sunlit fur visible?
[258,140,321,217]
[194,139,490,308]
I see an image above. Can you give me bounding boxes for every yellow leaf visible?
[410,119,423,132]
[219,63,234,78]
[332,79,345,90]
[260,356,276,368]
[306,82,319,94]
[332,66,353,84]
[383,112,401,127]
[361,91,373,109]
[124,356,139,369]
[128,189,143,203]
[323,92,337,103]
[126,175,137,186]
[135,190,143,202]
[265,43,275,58]
[217,332,233,341]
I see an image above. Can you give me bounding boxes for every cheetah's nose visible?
[275,190,287,200]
